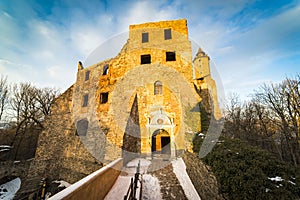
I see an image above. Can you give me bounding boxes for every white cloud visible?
[0,0,299,99]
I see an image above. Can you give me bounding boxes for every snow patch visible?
[45,192,52,200]
[288,180,296,185]
[0,149,10,152]
[142,174,161,200]
[125,158,151,174]
[0,177,21,200]
[172,158,201,200]
[268,176,284,182]
[53,180,71,188]
[126,158,151,167]
[0,145,12,148]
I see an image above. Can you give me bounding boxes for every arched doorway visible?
[151,129,171,154]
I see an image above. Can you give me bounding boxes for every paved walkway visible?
[104,157,200,200]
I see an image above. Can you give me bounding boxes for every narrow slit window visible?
[166,52,176,61]
[100,92,109,104]
[154,81,162,95]
[164,29,172,40]
[142,32,149,43]
[85,71,90,81]
[103,64,109,75]
[82,94,89,107]
[141,54,151,64]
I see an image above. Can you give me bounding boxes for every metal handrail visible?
[124,161,142,200]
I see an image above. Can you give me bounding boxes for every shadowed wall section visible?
[122,95,141,165]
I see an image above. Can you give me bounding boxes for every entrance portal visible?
[151,129,170,154]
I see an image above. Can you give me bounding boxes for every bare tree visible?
[284,75,300,142]
[35,87,60,116]
[224,76,300,164]
[0,76,9,121]
[10,82,60,159]
[255,79,300,166]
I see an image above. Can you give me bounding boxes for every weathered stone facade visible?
[25,19,221,194]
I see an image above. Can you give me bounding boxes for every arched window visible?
[154,81,162,95]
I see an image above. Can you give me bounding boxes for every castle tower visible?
[71,19,221,164]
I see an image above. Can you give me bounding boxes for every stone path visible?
[149,159,187,200]
[105,157,199,200]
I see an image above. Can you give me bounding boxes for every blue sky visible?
[0,0,299,100]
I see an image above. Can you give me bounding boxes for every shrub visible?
[199,137,300,199]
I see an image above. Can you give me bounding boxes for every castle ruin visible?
[23,19,221,196]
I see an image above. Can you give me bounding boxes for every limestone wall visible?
[26,86,102,192]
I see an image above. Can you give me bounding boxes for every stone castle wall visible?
[26,86,102,193]
[26,19,222,194]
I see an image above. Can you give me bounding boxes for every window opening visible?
[141,54,151,64]
[82,94,89,107]
[142,32,149,43]
[85,71,90,81]
[164,29,172,40]
[103,64,109,75]
[166,52,176,61]
[154,81,162,95]
[100,92,109,104]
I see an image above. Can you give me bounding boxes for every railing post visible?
[124,160,142,200]
[40,178,47,200]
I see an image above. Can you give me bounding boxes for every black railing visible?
[124,161,142,200]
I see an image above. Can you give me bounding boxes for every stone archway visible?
[146,108,176,157]
[151,129,171,154]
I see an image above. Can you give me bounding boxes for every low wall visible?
[49,158,123,200]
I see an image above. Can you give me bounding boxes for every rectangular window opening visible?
[166,52,176,61]
[85,71,90,81]
[164,29,172,40]
[141,54,151,64]
[142,32,149,43]
[100,92,109,104]
[82,94,89,107]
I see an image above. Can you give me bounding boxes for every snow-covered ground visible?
[0,145,12,148]
[0,177,21,200]
[268,176,284,182]
[53,180,71,188]
[172,158,201,200]
[0,145,12,153]
[142,174,161,200]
